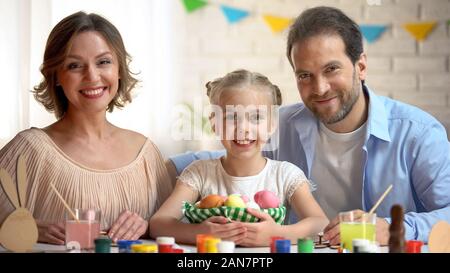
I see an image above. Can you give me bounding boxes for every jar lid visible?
[156,236,175,245]
[117,240,142,248]
[352,239,370,247]
[140,244,158,253]
[131,244,145,253]
[217,241,235,253]
[94,236,112,244]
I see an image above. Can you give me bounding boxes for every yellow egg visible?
[224,195,246,208]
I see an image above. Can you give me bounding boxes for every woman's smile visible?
[79,86,108,99]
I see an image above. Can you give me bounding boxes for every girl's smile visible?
[232,139,257,148]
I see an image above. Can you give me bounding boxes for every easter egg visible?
[229,193,250,203]
[224,195,246,208]
[198,194,225,209]
[254,190,280,209]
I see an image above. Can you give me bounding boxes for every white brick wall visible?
[393,57,447,72]
[176,0,450,141]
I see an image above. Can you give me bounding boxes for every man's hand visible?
[374,217,390,245]
[323,209,390,246]
[108,210,148,242]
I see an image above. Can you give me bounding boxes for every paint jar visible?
[297,238,314,253]
[270,236,284,253]
[406,240,423,253]
[196,234,213,253]
[205,237,221,253]
[117,240,142,253]
[275,239,291,253]
[156,236,175,253]
[217,241,235,253]
[94,236,111,253]
[140,244,158,253]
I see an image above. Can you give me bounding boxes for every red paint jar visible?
[406,240,423,253]
[172,248,184,253]
[270,236,284,253]
[156,236,175,253]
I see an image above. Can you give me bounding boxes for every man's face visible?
[290,34,366,124]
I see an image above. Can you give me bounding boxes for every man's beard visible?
[309,71,360,124]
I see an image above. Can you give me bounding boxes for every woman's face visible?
[57,31,120,116]
[213,87,276,161]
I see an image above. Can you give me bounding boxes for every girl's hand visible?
[200,216,247,242]
[108,210,148,242]
[238,208,281,247]
[36,220,65,245]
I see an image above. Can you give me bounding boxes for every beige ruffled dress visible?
[0,128,173,231]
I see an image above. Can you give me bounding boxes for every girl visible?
[150,69,328,246]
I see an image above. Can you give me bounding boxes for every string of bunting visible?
[181,0,449,43]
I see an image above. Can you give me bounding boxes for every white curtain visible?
[0,0,184,157]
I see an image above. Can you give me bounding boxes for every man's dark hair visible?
[286,6,363,68]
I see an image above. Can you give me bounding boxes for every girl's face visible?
[213,87,277,160]
[57,31,120,116]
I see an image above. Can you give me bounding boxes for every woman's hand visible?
[238,208,281,247]
[199,216,247,242]
[108,210,148,242]
[36,220,65,245]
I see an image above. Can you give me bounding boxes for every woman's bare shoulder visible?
[114,128,148,150]
[121,128,147,143]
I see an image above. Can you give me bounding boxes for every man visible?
[168,6,450,244]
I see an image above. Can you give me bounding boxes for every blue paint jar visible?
[117,240,142,253]
[275,239,291,253]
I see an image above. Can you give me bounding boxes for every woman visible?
[0,11,172,244]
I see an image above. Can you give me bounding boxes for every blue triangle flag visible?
[220,5,250,24]
[360,25,387,43]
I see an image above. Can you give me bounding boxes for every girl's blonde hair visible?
[205,69,282,106]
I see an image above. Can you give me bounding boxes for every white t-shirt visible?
[178,158,312,210]
[311,122,367,219]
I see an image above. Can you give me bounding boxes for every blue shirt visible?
[170,86,450,242]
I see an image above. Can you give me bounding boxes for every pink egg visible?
[254,190,280,209]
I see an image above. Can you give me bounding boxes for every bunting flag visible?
[220,5,250,24]
[182,0,207,13]
[360,25,387,43]
[180,1,447,40]
[403,22,436,41]
[263,15,292,33]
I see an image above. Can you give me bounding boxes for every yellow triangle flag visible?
[403,22,436,41]
[263,15,292,33]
